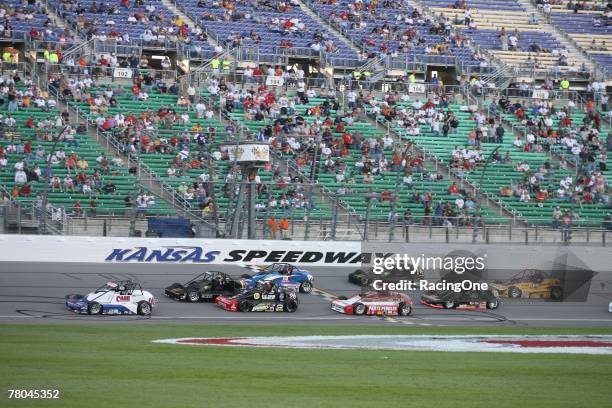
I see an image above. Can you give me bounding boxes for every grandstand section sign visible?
[265,76,284,86]
[532,89,549,99]
[113,68,133,79]
[408,83,426,93]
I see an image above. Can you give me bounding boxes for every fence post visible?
[330,195,338,240]
[586,228,590,243]
[363,199,371,242]
[389,203,396,243]
[17,203,22,234]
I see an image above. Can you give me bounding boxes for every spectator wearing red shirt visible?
[535,190,547,207]
[341,132,353,146]
[24,140,32,158]
[20,184,31,197]
[582,190,593,204]
[448,182,459,195]
[73,200,81,217]
[131,84,140,100]
[340,145,349,157]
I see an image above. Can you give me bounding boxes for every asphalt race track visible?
[0,262,611,327]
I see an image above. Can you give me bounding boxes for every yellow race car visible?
[490,269,563,300]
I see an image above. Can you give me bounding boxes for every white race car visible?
[331,290,413,316]
[609,301,612,313]
[65,281,156,316]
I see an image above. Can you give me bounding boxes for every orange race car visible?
[490,269,563,300]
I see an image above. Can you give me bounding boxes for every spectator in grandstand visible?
[551,206,563,229]
[73,200,81,217]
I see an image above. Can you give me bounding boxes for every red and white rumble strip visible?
[152,335,612,354]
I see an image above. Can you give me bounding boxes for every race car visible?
[331,290,413,316]
[348,264,424,286]
[241,263,314,293]
[215,281,299,312]
[490,269,563,300]
[609,301,612,313]
[165,271,244,302]
[420,287,500,310]
[65,280,156,316]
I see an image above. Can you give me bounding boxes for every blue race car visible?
[240,263,314,293]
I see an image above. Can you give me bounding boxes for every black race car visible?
[420,287,500,310]
[349,264,424,286]
[165,271,244,302]
[215,281,299,313]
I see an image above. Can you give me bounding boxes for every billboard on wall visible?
[0,235,361,266]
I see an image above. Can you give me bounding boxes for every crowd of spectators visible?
[492,90,609,226]
[0,71,159,217]
[54,0,208,48]
[0,2,69,42]
[195,0,343,56]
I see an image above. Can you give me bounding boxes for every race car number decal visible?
[262,294,276,300]
[116,295,130,302]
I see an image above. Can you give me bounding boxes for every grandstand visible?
[0,0,609,242]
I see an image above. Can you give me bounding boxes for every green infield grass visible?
[1,324,612,408]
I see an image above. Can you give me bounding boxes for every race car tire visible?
[444,301,456,309]
[238,300,252,312]
[550,286,563,300]
[300,281,313,293]
[353,303,366,315]
[137,301,152,316]
[337,296,348,300]
[240,274,252,279]
[398,302,412,316]
[487,300,499,310]
[187,289,200,302]
[284,299,298,313]
[508,286,522,299]
[87,302,103,315]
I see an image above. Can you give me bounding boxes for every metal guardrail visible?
[5,198,610,244]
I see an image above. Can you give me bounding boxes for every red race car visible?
[331,290,413,316]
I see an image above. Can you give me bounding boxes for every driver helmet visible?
[264,281,274,293]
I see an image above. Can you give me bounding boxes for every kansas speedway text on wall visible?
[0,235,363,266]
